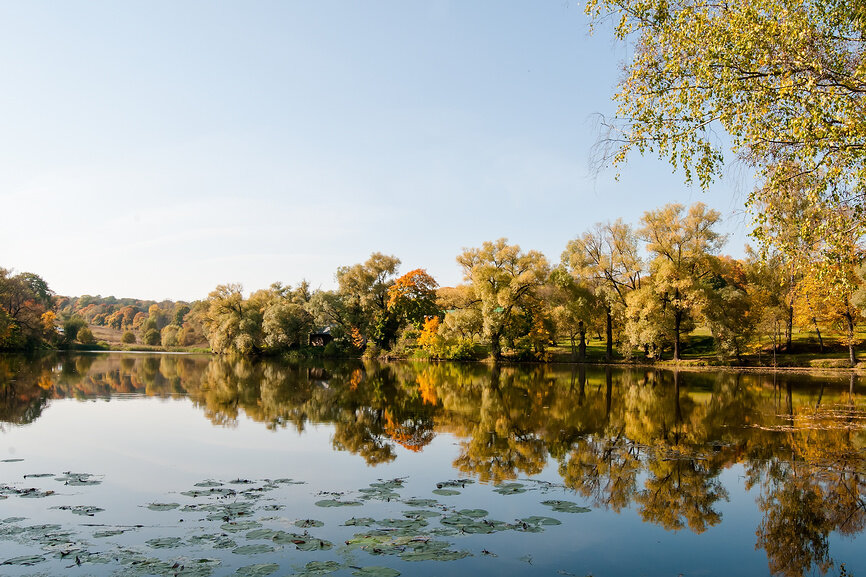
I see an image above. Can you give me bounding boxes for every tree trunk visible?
[847,312,857,365]
[578,320,586,362]
[569,336,577,362]
[786,304,794,352]
[605,306,613,362]
[490,332,502,361]
[812,317,824,353]
[673,309,682,361]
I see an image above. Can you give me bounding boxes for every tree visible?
[587,0,866,261]
[386,269,440,329]
[202,284,263,355]
[335,253,401,347]
[547,267,599,361]
[563,219,642,360]
[76,326,95,345]
[627,203,724,359]
[457,239,550,360]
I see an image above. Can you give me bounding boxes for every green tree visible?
[563,219,642,360]
[457,239,550,360]
[587,0,866,231]
[202,284,263,355]
[626,203,724,360]
[335,253,401,348]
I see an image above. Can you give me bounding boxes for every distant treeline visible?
[3,201,865,363]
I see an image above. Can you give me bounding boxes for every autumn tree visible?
[626,203,724,360]
[0,269,54,350]
[335,253,401,348]
[587,0,866,264]
[386,269,440,329]
[202,284,263,355]
[547,267,599,361]
[457,239,550,360]
[562,219,642,360]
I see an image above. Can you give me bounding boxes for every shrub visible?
[76,327,95,345]
[143,329,160,346]
[322,341,340,358]
[121,331,136,344]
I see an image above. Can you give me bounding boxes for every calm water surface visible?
[1,353,865,577]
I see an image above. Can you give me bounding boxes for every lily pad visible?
[431,489,460,496]
[315,499,362,508]
[294,560,342,575]
[521,515,562,526]
[147,502,180,511]
[55,472,102,486]
[93,529,129,538]
[233,544,275,555]
[541,500,591,514]
[435,479,474,488]
[194,480,223,488]
[2,555,45,565]
[351,567,401,577]
[147,537,185,549]
[295,519,324,528]
[246,528,279,540]
[344,517,376,526]
[1,459,24,463]
[493,483,527,495]
[235,563,280,577]
[52,505,104,516]
[221,520,262,533]
[401,510,441,519]
[457,509,488,518]
[23,473,53,478]
[402,498,438,507]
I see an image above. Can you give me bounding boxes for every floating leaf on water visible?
[245,528,278,540]
[344,517,375,527]
[23,473,53,478]
[2,517,25,523]
[18,488,55,498]
[93,529,128,538]
[399,546,470,562]
[315,499,362,508]
[519,554,533,564]
[232,544,275,555]
[146,537,185,549]
[493,483,526,495]
[295,519,324,528]
[348,565,401,577]
[55,472,102,486]
[1,459,24,463]
[402,498,438,508]
[457,509,487,518]
[230,479,255,485]
[147,502,180,511]
[376,518,428,530]
[401,510,441,519]
[52,505,104,516]
[431,489,460,496]
[294,560,342,575]
[540,500,590,514]
[294,537,333,551]
[188,534,237,549]
[260,504,284,511]
[182,488,237,498]
[435,479,473,489]
[272,478,305,485]
[520,516,561,526]
[234,563,280,577]
[2,554,45,565]
[221,520,262,533]
[194,480,223,488]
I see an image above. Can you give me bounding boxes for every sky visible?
[0,1,754,302]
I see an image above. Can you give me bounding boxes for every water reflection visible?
[2,353,866,576]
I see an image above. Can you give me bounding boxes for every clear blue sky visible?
[1,1,753,301]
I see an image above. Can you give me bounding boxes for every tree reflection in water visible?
[1,352,865,576]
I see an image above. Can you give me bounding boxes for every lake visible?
[1,353,864,577]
